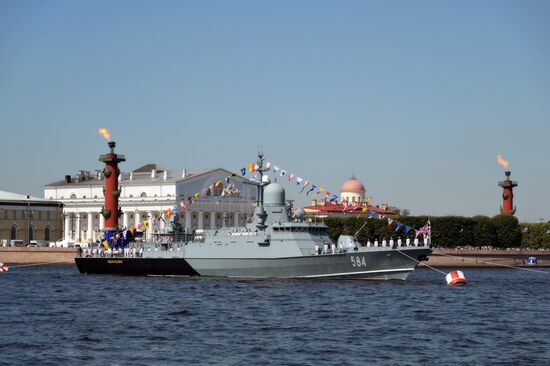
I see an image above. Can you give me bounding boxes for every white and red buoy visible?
[446,270,466,285]
[0,263,8,272]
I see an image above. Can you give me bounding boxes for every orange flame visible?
[497,154,509,168]
[98,128,110,141]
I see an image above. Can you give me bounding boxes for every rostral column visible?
[99,141,125,240]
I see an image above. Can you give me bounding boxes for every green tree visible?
[472,215,497,247]
[492,214,522,247]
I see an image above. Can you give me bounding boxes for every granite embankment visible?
[0,247,78,264]
[1,247,549,267]
[421,248,550,267]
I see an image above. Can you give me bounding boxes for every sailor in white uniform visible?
[315,243,319,255]
[406,237,411,246]
[397,237,402,247]
[414,237,419,246]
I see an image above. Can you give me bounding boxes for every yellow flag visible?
[194,192,199,199]
[102,240,109,249]
[144,220,150,230]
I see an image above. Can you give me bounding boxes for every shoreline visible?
[1,247,549,267]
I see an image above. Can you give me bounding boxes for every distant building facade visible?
[303,176,395,217]
[44,164,257,242]
[0,190,63,245]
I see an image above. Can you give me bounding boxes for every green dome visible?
[264,183,285,206]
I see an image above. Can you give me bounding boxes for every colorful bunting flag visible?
[280,169,287,177]
[296,177,303,185]
[214,180,222,188]
[329,194,338,202]
[387,218,393,227]
[396,222,403,231]
[273,165,279,173]
[194,192,199,199]
[316,187,325,195]
[288,173,294,181]
[405,226,412,234]
[300,181,310,193]
[307,185,317,195]
[266,162,272,169]
[240,168,246,176]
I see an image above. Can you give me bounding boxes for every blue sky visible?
[1,0,549,222]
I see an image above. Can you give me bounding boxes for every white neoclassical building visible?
[44,164,257,242]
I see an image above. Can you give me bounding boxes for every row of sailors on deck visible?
[315,236,429,255]
[83,246,144,258]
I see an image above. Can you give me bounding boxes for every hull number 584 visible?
[350,256,366,267]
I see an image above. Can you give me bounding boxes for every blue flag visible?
[240,168,246,176]
[307,184,317,195]
[405,226,412,234]
[396,222,403,231]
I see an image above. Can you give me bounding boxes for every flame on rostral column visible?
[497,154,509,168]
[98,128,110,141]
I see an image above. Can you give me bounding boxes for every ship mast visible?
[254,150,268,230]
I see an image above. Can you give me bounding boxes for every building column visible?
[134,210,140,230]
[147,211,153,240]
[75,213,81,241]
[234,212,239,227]
[198,211,204,230]
[122,211,129,228]
[64,213,71,240]
[86,213,93,242]
[185,210,192,231]
[99,213,105,231]
[210,211,217,230]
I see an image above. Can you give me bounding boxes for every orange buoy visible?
[0,262,8,272]
[446,270,466,285]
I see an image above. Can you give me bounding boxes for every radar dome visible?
[294,208,305,220]
[264,183,285,206]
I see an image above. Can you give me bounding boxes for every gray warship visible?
[77,153,431,279]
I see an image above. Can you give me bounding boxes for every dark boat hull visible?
[75,257,199,276]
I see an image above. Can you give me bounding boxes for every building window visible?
[47,211,51,221]
[3,210,7,219]
[45,227,51,241]
[29,226,34,241]
[11,225,17,240]
[140,192,147,197]
[38,211,42,220]
[70,194,77,199]
[12,210,16,220]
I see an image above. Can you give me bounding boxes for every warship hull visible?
[184,248,431,279]
[75,257,199,276]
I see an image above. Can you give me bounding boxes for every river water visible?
[1,265,549,365]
